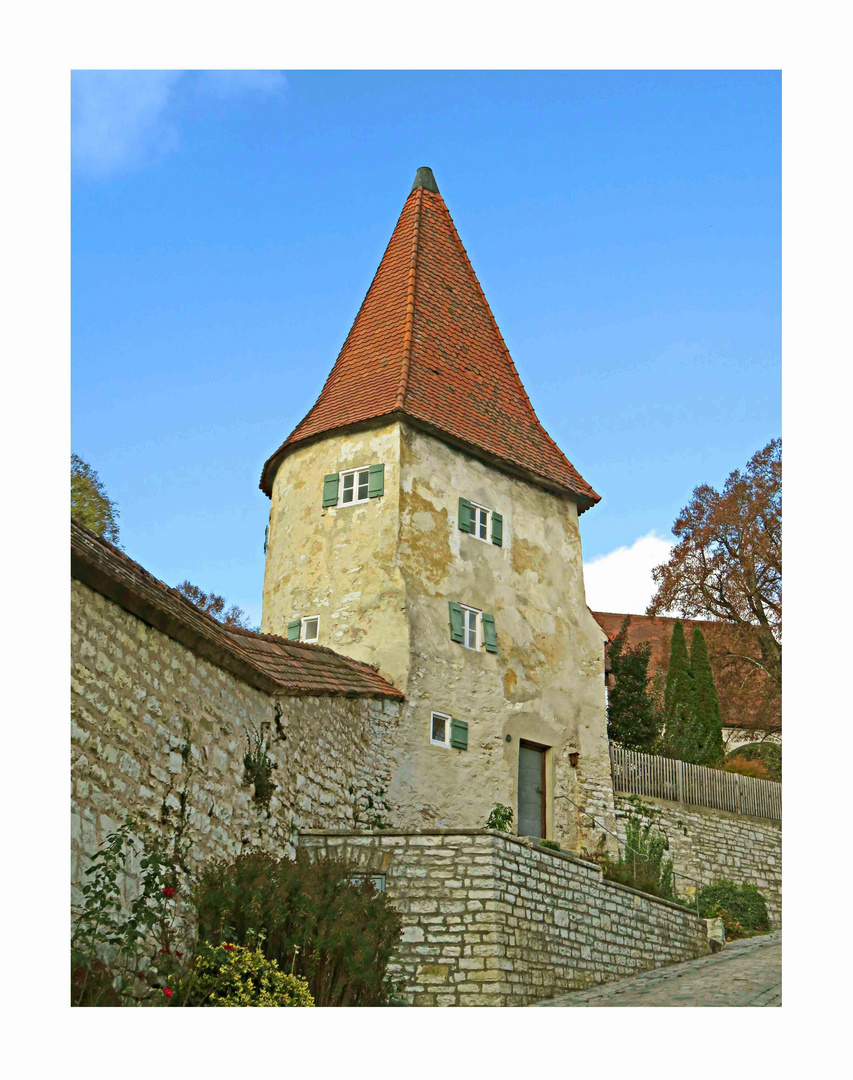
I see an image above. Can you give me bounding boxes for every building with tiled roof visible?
[260,168,614,850]
[592,610,781,748]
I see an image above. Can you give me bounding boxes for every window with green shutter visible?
[322,473,340,507]
[286,620,301,641]
[482,613,498,653]
[450,718,469,750]
[329,464,385,507]
[459,499,505,546]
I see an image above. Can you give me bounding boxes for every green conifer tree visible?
[606,617,660,751]
[690,626,724,766]
[661,619,700,762]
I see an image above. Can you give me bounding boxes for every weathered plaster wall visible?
[396,426,615,847]
[300,829,710,1006]
[614,794,782,924]
[71,581,402,904]
[262,423,409,688]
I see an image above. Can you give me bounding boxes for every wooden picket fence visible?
[609,743,781,821]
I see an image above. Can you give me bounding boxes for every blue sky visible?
[71,70,780,625]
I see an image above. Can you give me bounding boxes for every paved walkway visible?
[533,931,781,1007]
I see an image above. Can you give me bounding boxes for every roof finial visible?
[411,166,439,194]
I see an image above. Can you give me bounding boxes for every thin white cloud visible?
[71,70,286,179]
[583,531,674,615]
[72,71,183,178]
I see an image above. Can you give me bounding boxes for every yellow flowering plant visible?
[172,940,314,1007]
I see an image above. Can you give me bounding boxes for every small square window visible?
[301,616,319,643]
[430,711,451,746]
[339,467,371,506]
[461,606,481,650]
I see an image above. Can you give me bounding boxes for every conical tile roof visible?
[260,168,600,510]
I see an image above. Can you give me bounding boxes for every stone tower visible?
[260,167,616,850]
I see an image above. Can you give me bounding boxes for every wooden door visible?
[518,741,547,839]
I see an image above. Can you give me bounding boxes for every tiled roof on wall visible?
[260,167,600,510]
[71,519,403,700]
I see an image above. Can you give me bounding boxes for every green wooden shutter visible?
[368,463,385,498]
[322,473,340,507]
[286,620,301,641]
[263,525,269,553]
[448,601,464,643]
[458,497,473,533]
[491,512,503,546]
[450,718,469,750]
[482,613,498,653]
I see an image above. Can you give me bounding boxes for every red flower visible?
[159,948,170,955]
[162,987,173,1000]
[175,951,183,959]
[162,887,175,897]
[222,943,235,951]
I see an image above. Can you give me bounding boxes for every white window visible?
[338,467,371,506]
[301,616,320,643]
[430,711,451,746]
[470,502,491,543]
[460,605,481,650]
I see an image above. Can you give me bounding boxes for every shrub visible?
[485,804,514,831]
[173,941,313,1007]
[539,839,561,851]
[722,757,771,781]
[726,742,781,782]
[597,801,674,901]
[697,879,770,938]
[194,850,402,1007]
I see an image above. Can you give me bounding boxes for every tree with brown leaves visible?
[176,581,252,629]
[71,454,121,545]
[648,439,781,691]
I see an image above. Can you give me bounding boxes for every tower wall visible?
[261,420,616,849]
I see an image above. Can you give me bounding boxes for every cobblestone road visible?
[533,931,781,1007]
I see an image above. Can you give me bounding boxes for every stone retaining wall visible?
[614,794,782,924]
[71,581,401,905]
[299,829,710,1006]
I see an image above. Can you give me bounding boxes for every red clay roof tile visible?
[260,168,600,509]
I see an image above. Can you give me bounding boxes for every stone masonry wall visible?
[299,829,710,1006]
[614,794,782,925]
[71,581,401,905]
